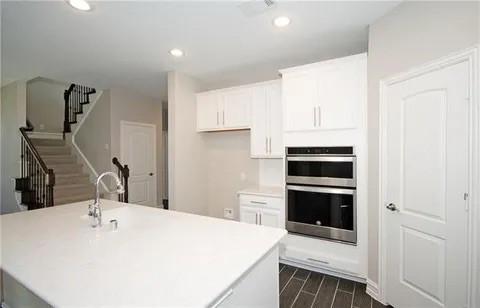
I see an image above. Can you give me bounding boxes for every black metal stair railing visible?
[63,84,96,136]
[112,157,129,203]
[17,127,55,209]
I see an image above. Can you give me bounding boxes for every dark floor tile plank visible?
[312,275,339,308]
[338,278,355,293]
[332,290,353,308]
[302,272,324,294]
[279,265,296,291]
[292,291,315,308]
[353,282,372,308]
[280,278,304,308]
[372,299,389,308]
[293,268,310,280]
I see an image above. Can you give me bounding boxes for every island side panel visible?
[2,271,51,308]
[217,246,279,308]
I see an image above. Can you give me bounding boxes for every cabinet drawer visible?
[239,194,283,210]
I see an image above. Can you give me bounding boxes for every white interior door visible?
[384,61,469,308]
[121,121,157,206]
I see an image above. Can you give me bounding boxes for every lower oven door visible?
[286,185,357,244]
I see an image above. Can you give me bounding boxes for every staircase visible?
[16,82,129,210]
[33,138,94,205]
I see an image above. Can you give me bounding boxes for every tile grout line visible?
[280,268,298,295]
[351,283,356,308]
[309,274,325,308]
[290,272,311,308]
[330,278,340,308]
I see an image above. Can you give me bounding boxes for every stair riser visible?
[44,157,77,165]
[55,187,94,199]
[55,177,90,186]
[37,147,70,155]
[50,166,83,174]
[31,139,65,147]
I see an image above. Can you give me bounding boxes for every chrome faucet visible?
[89,171,125,228]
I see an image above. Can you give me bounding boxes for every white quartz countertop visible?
[237,186,284,198]
[0,200,286,307]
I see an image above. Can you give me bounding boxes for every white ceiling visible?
[1,1,399,100]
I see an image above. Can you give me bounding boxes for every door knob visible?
[386,203,399,212]
[149,173,154,176]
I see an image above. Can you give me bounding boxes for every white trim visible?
[26,132,63,140]
[366,279,383,304]
[120,120,157,206]
[70,91,109,192]
[377,45,479,307]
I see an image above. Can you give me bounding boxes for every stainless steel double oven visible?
[285,147,357,244]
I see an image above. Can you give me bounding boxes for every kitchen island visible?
[0,200,286,307]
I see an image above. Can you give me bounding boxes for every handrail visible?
[19,127,55,209]
[20,127,50,174]
[112,157,129,203]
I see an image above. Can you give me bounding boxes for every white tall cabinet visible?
[250,81,282,158]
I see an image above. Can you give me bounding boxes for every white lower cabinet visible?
[238,194,284,229]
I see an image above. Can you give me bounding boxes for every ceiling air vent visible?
[239,0,276,17]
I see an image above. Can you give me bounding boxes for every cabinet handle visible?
[265,137,268,154]
[268,137,272,154]
[307,257,330,265]
[222,110,225,125]
[255,212,258,224]
[317,106,321,127]
[251,200,267,205]
[259,213,262,225]
[313,107,317,127]
[216,111,219,125]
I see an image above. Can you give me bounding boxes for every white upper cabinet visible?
[221,88,252,129]
[281,53,366,132]
[196,92,221,131]
[196,87,251,132]
[250,80,283,158]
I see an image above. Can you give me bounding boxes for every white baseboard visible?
[366,278,386,304]
[68,91,109,192]
[280,257,366,283]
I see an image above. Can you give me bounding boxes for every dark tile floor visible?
[279,263,392,308]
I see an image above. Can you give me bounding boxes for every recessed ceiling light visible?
[273,16,290,28]
[67,0,91,11]
[169,48,184,57]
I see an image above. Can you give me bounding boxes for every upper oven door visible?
[286,156,356,187]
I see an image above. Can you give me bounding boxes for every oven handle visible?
[287,156,355,162]
[286,185,356,195]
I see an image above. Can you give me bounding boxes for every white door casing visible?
[120,121,157,206]
[378,47,479,308]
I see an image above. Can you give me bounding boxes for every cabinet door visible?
[250,86,268,157]
[260,208,281,228]
[222,88,252,129]
[240,206,259,225]
[316,58,364,129]
[282,70,317,132]
[197,92,220,131]
[266,81,283,157]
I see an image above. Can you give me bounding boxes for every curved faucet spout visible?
[90,171,125,228]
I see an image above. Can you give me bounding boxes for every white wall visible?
[75,90,112,176]
[110,87,163,204]
[1,81,26,214]
[367,0,480,285]
[203,131,259,219]
[26,78,67,133]
[168,71,209,215]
